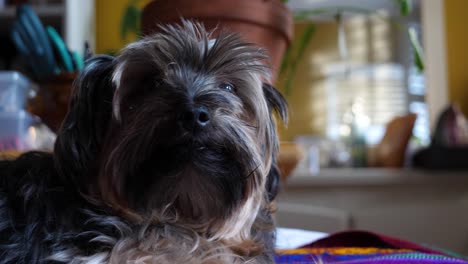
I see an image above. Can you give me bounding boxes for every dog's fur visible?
[0,21,287,263]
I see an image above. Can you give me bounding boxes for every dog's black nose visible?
[181,106,211,129]
[195,107,211,126]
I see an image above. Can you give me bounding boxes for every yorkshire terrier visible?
[0,21,287,263]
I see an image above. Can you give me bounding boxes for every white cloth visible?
[275,227,328,250]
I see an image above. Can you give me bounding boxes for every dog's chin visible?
[124,140,247,223]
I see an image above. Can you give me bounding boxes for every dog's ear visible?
[262,83,288,124]
[54,55,116,187]
[263,83,288,202]
[265,162,280,202]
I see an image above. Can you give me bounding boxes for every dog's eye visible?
[219,83,235,93]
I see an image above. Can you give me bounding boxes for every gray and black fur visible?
[0,21,288,263]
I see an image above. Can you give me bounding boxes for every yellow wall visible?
[95,0,150,54]
[276,22,341,141]
[444,0,468,115]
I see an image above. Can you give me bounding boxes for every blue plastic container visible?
[0,71,36,112]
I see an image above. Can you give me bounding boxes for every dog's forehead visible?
[114,24,270,92]
[158,37,258,81]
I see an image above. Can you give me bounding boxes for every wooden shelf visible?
[286,167,468,187]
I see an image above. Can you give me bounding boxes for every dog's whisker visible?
[245,163,262,180]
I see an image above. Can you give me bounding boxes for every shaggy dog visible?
[0,21,287,263]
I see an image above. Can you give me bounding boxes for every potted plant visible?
[140,0,294,82]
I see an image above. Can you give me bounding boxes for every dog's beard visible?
[99,102,264,229]
[96,78,268,241]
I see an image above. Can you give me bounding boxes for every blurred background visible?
[1,0,468,256]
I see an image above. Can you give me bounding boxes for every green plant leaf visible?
[283,23,316,95]
[279,45,292,77]
[408,27,424,72]
[396,0,412,16]
[295,24,316,66]
[281,0,289,3]
[120,5,141,41]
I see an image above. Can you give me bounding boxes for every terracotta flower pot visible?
[27,72,77,133]
[277,142,305,180]
[141,0,293,82]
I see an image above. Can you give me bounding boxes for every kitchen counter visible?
[276,168,468,255]
[285,168,468,186]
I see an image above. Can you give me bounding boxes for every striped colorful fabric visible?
[275,248,468,263]
[275,231,468,263]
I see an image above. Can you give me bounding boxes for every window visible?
[305,9,430,147]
